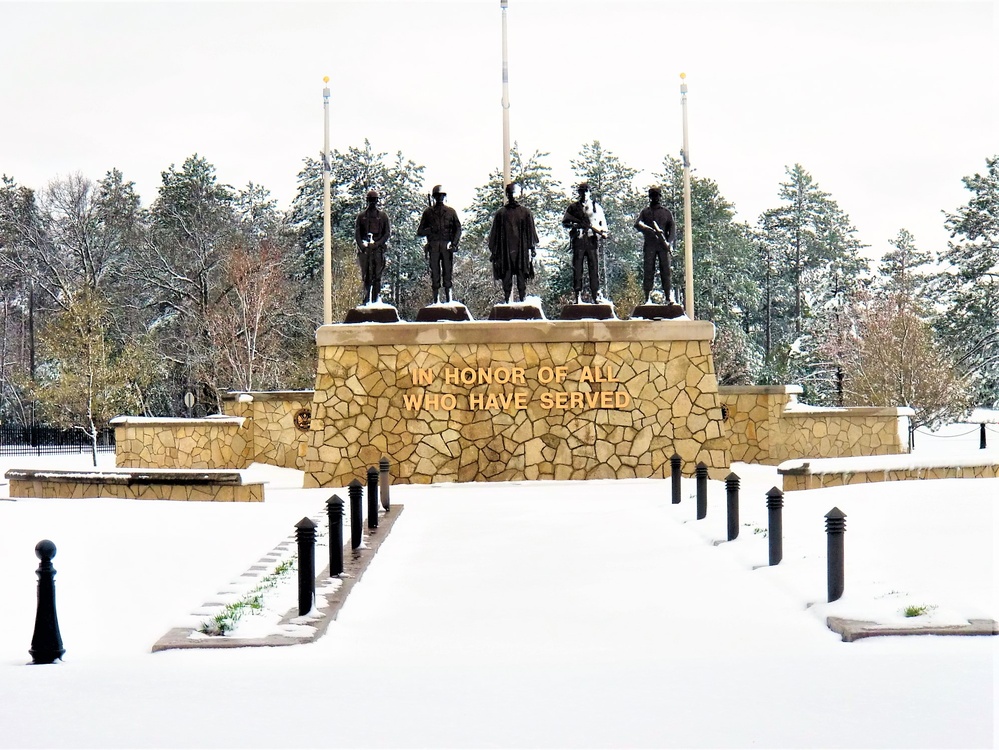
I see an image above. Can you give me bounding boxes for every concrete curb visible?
[827,616,999,642]
[152,504,404,652]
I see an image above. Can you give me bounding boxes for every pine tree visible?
[139,154,237,410]
[752,165,868,398]
[878,229,934,308]
[935,156,999,406]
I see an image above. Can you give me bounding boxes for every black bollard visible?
[30,540,65,664]
[367,466,379,530]
[295,518,317,617]
[670,453,682,504]
[379,456,391,511]
[326,495,344,577]
[766,486,784,565]
[725,472,740,541]
[695,462,708,520]
[348,479,363,550]
[980,423,987,450]
[825,507,847,602]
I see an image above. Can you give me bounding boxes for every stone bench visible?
[4,468,264,502]
[778,451,999,491]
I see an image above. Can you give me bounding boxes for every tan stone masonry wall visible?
[718,386,912,465]
[303,320,731,487]
[5,467,263,501]
[113,417,252,469]
[222,391,314,469]
[7,475,263,502]
[780,463,999,491]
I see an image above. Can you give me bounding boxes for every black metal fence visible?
[0,425,115,456]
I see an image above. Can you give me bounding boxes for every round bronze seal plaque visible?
[293,408,312,432]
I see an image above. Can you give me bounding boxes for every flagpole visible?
[322,76,332,325]
[680,72,694,319]
[500,0,511,190]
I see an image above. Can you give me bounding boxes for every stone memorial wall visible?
[222,390,314,469]
[302,320,732,488]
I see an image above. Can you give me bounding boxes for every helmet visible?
[431,185,446,197]
[366,189,379,201]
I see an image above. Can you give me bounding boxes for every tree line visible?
[1,144,996,452]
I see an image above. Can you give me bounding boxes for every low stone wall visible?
[4,468,264,502]
[778,453,999,491]
[718,386,912,465]
[303,319,732,487]
[222,391,314,470]
[112,416,251,470]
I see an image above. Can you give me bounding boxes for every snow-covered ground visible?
[0,425,995,748]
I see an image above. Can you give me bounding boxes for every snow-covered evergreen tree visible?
[935,155,999,406]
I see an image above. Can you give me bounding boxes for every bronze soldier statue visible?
[354,189,391,305]
[634,186,676,304]
[562,182,608,304]
[488,182,539,304]
[416,185,462,304]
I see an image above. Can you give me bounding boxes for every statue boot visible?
[445,288,452,303]
[432,287,440,305]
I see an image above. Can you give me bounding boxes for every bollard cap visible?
[825,506,847,532]
[349,478,363,488]
[295,517,317,530]
[367,466,378,476]
[379,456,390,468]
[766,486,784,508]
[327,493,344,509]
[725,472,740,482]
[35,539,56,561]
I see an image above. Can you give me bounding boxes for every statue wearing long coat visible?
[488,196,539,302]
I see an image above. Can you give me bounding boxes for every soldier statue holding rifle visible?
[634,186,676,304]
[354,189,391,305]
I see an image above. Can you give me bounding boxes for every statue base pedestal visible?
[488,302,545,321]
[344,306,401,324]
[560,303,615,321]
[415,303,474,322]
[631,303,686,320]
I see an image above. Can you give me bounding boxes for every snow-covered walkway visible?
[1,469,992,748]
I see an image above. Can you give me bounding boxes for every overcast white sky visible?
[1,0,995,264]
